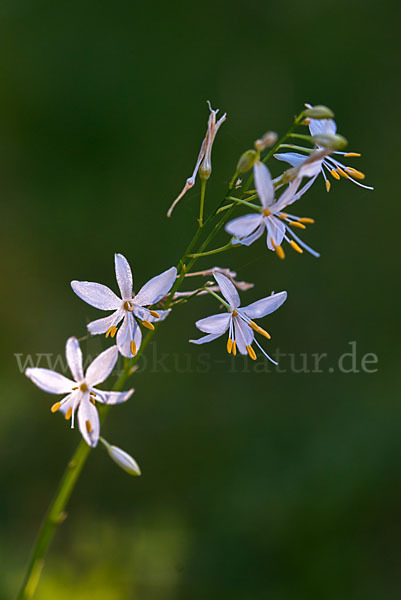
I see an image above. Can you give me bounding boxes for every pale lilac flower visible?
[190,273,287,364]
[71,254,176,358]
[225,160,320,258]
[25,337,133,447]
[167,101,226,217]
[275,105,373,192]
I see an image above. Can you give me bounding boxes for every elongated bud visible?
[236,150,257,173]
[199,158,212,180]
[100,438,141,476]
[254,131,278,151]
[312,133,348,151]
[303,105,334,119]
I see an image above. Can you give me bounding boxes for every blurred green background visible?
[1,0,400,598]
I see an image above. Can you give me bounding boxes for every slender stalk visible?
[187,241,234,258]
[198,178,207,228]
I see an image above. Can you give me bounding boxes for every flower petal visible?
[71,281,121,310]
[242,291,287,319]
[25,368,74,394]
[189,332,223,345]
[87,310,123,335]
[114,253,133,300]
[254,160,274,208]
[214,272,240,309]
[308,117,337,137]
[85,346,118,386]
[225,213,263,239]
[95,388,134,405]
[65,337,84,382]
[234,317,254,355]
[134,266,177,306]
[195,312,231,334]
[78,395,100,447]
[274,152,306,167]
[266,217,286,250]
[116,313,142,358]
[234,222,265,247]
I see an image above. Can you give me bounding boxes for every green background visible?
[1,0,400,598]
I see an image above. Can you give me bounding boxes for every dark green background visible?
[1,1,400,598]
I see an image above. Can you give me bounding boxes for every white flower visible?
[225,160,320,258]
[167,101,226,217]
[275,105,373,193]
[25,337,133,447]
[190,272,287,364]
[71,254,177,358]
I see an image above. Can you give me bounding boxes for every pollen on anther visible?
[90,397,96,406]
[227,338,233,354]
[232,310,238,317]
[290,240,303,254]
[330,169,341,180]
[51,402,61,413]
[86,420,92,434]
[131,341,137,356]
[263,208,271,216]
[298,217,315,224]
[232,340,237,356]
[288,221,306,229]
[336,166,349,178]
[344,167,365,180]
[275,245,285,260]
[150,310,160,318]
[142,320,155,330]
[326,180,331,193]
[65,407,73,420]
[344,152,361,157]
[246,345,257,360]
[106,326,117,339]
[258,327,271,340]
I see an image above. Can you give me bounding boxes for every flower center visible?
[123,301,133,311]
[80,383,88,392]
[263,208,271,216]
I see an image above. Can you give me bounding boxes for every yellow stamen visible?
[80,383,88,392]
[330,168,340,180]
[72,386,78,390]
[65,407,73,420]
[288,221,306,229]
[123,301,133,311]
[90,391,96,396]
[290,240,303,254]
[131,341,137,356]
[344,167,365,180]
[271,237,285,260]
[232,341,237,356]
[257,327,271,340]
[227,338,233,354]
[149,310,160,318]
[232,309,238,317]
[246,345,257,360]
[278,213,288,220]
[336,166,349,178]
[86,420,92,434]
[263,208,271,216]
[325,180,331,193]
[142,320,155,330]
[297,217,315,224]
[51,402,61,413]
[106,326,118,339]
[90,397,96,406]
[344,152,361,157]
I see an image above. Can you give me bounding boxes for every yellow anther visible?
[344,167,365,180]
[249,320,259,332]
[149,310,160,318]
[130,341,137,356]
[90,391,96,396]
[330,168,340,180]
[232,340,237,356]
[271,237,285,260]
[65,407,73,420]
[344,152,361,157]
[227,338,233,354]
[123,301,133,311]
[90,397,96,406]
[290,240,303,254]
[142,320,155,330]
[263,208,271,216]
[288,221,306,229]
[297,217,315,224]
[51,402,61,413]
[278,213,288,220]
[86,420,92,434]
[106,326,118,339]
[72,386,78,390]
[325,180,331,192]
[257,327,271,340]
[232,310,238,317]
[246,345,257,360]
[336,166,349,178]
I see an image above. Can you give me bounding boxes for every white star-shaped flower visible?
[71,254,177,358]
[225,160,320,258]
[275,105,373,193]
[25,337,133,447]
[190,272,287,364]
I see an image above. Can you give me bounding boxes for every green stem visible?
[187,240,234,258]
[198,178,207,228]
[203,287,231,310]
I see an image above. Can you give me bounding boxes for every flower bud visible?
[254,131,278,152]
[236,150,257,173]
[100,438,141,476]
[312,133,348,151]
[199,158,212,180]
[303,105,334,119]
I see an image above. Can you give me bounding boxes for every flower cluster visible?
[24,102,372,474]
